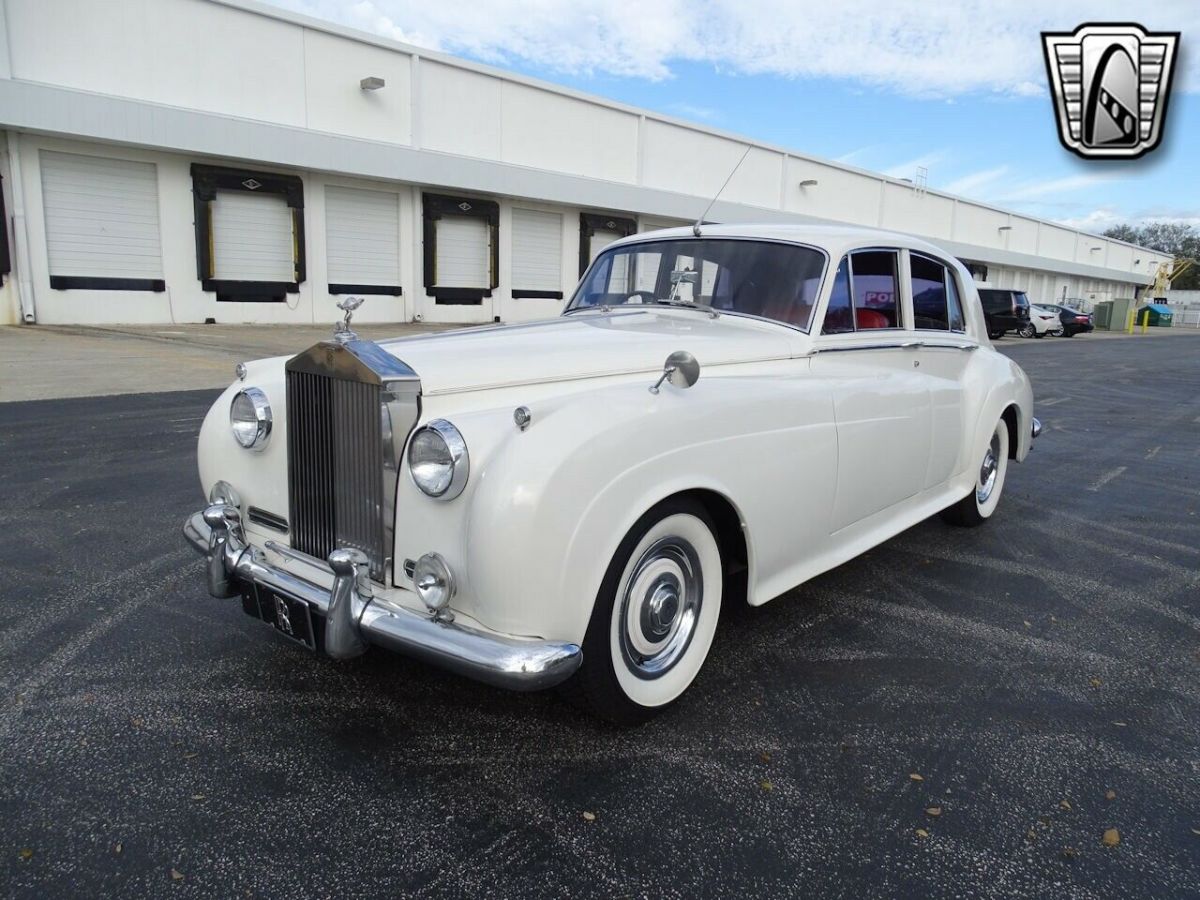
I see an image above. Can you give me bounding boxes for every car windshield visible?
[565,238,827,332]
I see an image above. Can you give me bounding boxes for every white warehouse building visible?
[0,0,1172,327]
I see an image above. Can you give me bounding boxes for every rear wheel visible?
[988,329,1005,340]
[564,498,723,724]
[941,417,1010,527]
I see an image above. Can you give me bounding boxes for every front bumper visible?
[182,504,581,691]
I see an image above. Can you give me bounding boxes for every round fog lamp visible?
[412,553,455,614]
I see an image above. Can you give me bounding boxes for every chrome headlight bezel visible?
[407,419,469,500]
[230,387,272,451]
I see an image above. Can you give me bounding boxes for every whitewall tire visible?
[941,416,1010,527]
[566,498,723,723]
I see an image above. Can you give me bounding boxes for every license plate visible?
[241,583,317,652]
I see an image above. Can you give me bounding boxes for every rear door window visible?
[850,251,900,329]
[820,250,901,334]
[911,253,966,333]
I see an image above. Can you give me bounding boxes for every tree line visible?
[1102,222,1199,291]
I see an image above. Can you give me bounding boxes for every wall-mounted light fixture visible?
[798,179,819,188]
[360,76,386,91]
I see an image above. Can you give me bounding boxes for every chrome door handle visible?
[900,341,924,349]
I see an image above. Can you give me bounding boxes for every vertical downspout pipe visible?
[6,131,36,323]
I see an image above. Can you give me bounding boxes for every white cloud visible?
[997,174,1119,202]
[666,102,721,121]
[943,165,1009,196]
[834,145,882,166]
[1056,208,1200,231]
[882,151,949,180]
[270,0,1200,97]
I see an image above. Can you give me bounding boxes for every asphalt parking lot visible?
[3,332,1199,898]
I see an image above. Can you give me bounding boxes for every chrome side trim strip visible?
[813,340,979,354]
[184,506,582,691]
[922,341,979,351]
[813,342,911,353]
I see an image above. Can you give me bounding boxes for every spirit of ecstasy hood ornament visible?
[334,296,365,342]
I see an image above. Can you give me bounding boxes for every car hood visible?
[377,309,799,395]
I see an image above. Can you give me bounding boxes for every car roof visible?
[610,222,964,266]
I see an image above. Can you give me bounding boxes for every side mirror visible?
[649,350,701,394]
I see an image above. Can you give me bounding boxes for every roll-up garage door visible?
[211,191,295,283]
[589,229,623,263]
[590,230,628,285]
[325,186,400,293]
[511,208,562,296]
[40,150,163,289]
[434,216,490,288]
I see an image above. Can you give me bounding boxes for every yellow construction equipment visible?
[1149,258,1194,298]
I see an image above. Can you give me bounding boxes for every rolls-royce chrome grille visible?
[285,340,420,584]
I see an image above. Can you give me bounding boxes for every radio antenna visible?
[694,144,752,237]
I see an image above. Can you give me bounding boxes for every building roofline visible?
[214,0,1163,259]
[0,77,1150,286]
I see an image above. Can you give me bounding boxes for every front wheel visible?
[1050,326,1065,337]
[1019,323,1035,338]
[564,498,723,724]
[940,417,1010,527]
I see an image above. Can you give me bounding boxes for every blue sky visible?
[277,0,1199,236]
[544,63,1198,235]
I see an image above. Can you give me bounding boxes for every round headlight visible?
[407,419,469,499]
[230,387,272,450]
[412,552,456,614]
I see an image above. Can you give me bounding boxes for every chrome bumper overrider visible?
[182,504,581,691]
[1031,417,1043,439]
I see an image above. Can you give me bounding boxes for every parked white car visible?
[184,224,1040,722]
[1020,304,1066,338]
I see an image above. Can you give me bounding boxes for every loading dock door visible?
[210,191,295,283]
[40,150,164,290]
[325,186,401,295]
[434,216,490,289]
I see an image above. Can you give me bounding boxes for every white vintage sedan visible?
[184,224,1040,722]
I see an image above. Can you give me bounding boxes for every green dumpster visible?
[1135,303,1174,327]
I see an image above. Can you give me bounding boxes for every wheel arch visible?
[662,487,750,605]
[1000,403,1020,460]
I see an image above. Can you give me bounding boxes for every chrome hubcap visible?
[619,537,702,680]
[976,433,1001,504]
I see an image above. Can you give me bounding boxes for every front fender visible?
[397,370,837,644]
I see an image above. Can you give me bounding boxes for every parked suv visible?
[978,289,1032,339]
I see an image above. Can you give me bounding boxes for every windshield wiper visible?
[647,297,721,319]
